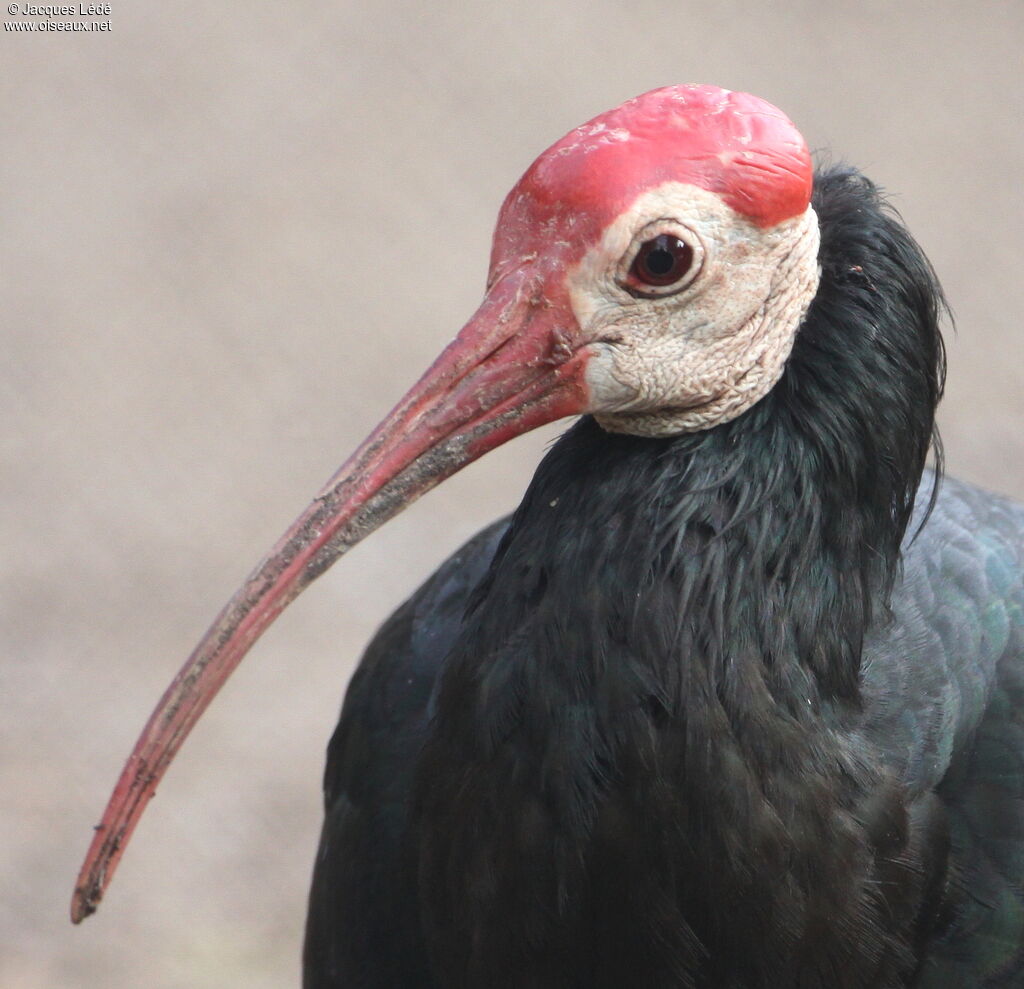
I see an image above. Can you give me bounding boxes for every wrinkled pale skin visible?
[568,184,821,436]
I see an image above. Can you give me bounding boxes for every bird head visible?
[72,85,821,920]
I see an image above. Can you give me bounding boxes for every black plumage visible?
[302,168,1024,987]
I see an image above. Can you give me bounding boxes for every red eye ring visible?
[627,234,694,291]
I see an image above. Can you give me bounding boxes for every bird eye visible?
[626,234,694,294]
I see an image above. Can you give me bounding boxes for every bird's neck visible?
[464,406,908,714]
[416,412,926,985]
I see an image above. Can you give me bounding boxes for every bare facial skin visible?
[568,183,821,436]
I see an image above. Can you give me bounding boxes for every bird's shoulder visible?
[321,516,510,808]
[869,473,1024,986]
[860,470,1024,791]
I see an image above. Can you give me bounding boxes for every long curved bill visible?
[71,270,589,922]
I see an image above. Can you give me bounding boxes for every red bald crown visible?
[490,85,813,277]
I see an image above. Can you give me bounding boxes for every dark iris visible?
[629,234,693,289]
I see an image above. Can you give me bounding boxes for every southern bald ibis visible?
[73,86,1024,987]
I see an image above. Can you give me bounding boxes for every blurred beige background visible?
[2,2,1021,986]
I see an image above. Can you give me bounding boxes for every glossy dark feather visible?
[304,169,1024,987]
